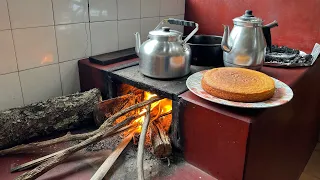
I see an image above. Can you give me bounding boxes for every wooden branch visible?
[94,93,142,126]
[10,124,135,173]
[100,97,161,131]
[90,131,134,180]
[14,97,161,180]
[15,116,134,180]
[1,132,95,156]
[137,105,151,180]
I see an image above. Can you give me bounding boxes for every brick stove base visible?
[78,58,320,180]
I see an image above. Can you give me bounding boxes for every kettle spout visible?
[134,32,141,55]
[221,25,232,52]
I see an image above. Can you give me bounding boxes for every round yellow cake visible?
[201,67,275,102]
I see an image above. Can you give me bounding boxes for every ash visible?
[106,143,184,180]
[85,135,185,180]
[86,135,123,151]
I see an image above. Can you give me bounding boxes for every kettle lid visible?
[233,10,263,26]
[149,27,181,41]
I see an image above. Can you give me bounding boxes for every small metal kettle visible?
[221,10,278,70]
[135,18,198,79]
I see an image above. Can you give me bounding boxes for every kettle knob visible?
[244,10,254,17]
[162,27,170,32]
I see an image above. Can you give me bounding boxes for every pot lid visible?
[149,27,181,38]
[233,10,263,26]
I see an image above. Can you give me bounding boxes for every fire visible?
[134,91,172,133]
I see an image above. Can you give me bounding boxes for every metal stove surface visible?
[107,64,212,100]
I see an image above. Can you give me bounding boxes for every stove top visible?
[106,62,212,100]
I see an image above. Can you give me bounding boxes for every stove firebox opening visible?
[105,83,174,158]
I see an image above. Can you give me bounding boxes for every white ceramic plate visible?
[186,70,294,108]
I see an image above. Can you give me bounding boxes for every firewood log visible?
[0,88,101,150]
[150,114,172,158]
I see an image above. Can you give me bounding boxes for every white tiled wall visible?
[0,0,185,111]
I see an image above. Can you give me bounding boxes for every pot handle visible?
[154,18,199,44]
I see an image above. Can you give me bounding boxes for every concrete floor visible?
[299,143,320,180]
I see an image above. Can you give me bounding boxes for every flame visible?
[134,91,172,130]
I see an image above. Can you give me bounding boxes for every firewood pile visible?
[0,88,173,180]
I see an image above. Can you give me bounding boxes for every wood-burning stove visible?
[79,58,211,151]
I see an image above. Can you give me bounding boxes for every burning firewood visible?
[94,93,143,126]
[13,97,162,180]
[0,88,102,150]
[150,115,172,158]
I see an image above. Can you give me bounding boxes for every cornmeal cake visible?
[201,67,275,102]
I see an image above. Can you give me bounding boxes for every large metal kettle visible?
[135,18,198,79]
[221,10,278,70]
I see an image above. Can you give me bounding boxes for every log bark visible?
[0,88,101,150]
[150,114,172,158]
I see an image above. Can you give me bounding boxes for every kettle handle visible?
[167,18,197,27]
[154,18,199,44]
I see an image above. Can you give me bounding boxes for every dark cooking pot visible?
[185,35,224,67]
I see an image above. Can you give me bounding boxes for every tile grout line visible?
[87,0,92,57]
[51,0,64,96]
[116,0,120,50]
[5,0,25,106]
[1,16,186,32]
[159,0,162,17]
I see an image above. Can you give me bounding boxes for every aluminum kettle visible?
[221,10,278,70]
[135,18,198,79]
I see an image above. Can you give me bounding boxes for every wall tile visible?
[0,0,10,30]
[89,0,117,21]
[56,23,91,62]
[0,30,17,74]
[19,64,62,105]
[160,0,180,16]
[59,60,80,95]
[118,19,141,50]
[7,0,54,29]
[179,0,186,14]
[90,21,118,56]
[118,0,140,20]
[141,0,160,18]
[0,73,24,111]
[141,17,160,42]
[52,0,89,25]
[13,26,58,70]
[0,0,186,109]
